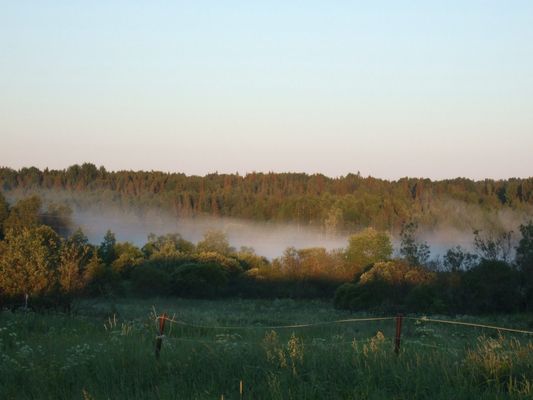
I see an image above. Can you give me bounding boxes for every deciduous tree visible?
[0,225,60,300]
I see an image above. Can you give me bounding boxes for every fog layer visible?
[73,208,489,259]
[73,208,349,258]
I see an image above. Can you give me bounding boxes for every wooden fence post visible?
[155,313,167,360]
[394,314,403,355]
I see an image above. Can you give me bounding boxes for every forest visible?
[0,190,532,315]
[1,163,533,234]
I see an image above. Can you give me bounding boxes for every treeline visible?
[0,194,532,314]
[1,163,533,232]
[334,222,533,314]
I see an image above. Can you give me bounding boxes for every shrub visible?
[172,263,228,298]
[405,285,446,313]
[130,265,171,296]
[359,260,435,286]
[334,280,392,311]
[333,283,358,309]
[83,252,118,296]
[462,260,520,313]
[334,260,437,312]
[111,242,144,277]
[234,247,270,271]
[193,252,242,274]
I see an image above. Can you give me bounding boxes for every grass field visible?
[1,298,532,399]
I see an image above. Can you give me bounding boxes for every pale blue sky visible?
[1,1,532,179]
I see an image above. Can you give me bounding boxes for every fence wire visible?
[155,314,533,335]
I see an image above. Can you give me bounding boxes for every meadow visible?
[1,298,532,400]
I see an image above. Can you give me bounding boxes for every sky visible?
[1,1,532,180]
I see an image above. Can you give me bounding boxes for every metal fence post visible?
[155,313,167,360]
[394,314,403,355]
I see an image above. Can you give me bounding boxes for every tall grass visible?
[1,298,532,399]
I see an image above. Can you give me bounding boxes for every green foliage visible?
[473,229,514,262]
[172,263,228,297]
[334,260,437,312]
[234,246,269,271]
[1,167,533,236]
[345,228,392,272]
[443,246,478,271]
[58,238,90,297]
[83,252,115,296]
[99,230,117,265]
[0,225,60,300]
[130,265,171,296]
[3,195,42,234]
[0,225,95,307]
[334,256,524,315]
[0,193,532,313]
[142,233,194,257]
[333,282,359,309]
[193,252,242,274]
[146,241,184,269]
[196,229,234,255]
[405,285,445,313]
[515,221,533,310]
[269,246,347,282]
[41,202,73,237]
[516,221,533,268]
[399,221,430,266]
[462,260,521,313]
[0,195,73,238]
[112,242,144,276]
[359,260,435,286]
[69,228,90,249]
[0,192,9,239]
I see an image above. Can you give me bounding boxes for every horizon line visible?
[1,163,531,184]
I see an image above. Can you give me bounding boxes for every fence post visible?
[155,312,167,360]
[394,314,403,355]
[240,380,243,400]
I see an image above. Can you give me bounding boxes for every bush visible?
[405,285,446,313]
[333,283,357,309]
[334,260,438,312]
[462,260,520,313]
[130,265,171,296]
[172,263,228,298]
[193,252,242,275]
[334,280,392,311]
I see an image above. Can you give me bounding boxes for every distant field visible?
[1,298,532,399]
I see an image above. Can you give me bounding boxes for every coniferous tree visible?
[99,230,117,265]
[0,192,9,239]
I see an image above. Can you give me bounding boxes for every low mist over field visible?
[4,185,529,258]
[73,208,349,258]
[72,206,487,259]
